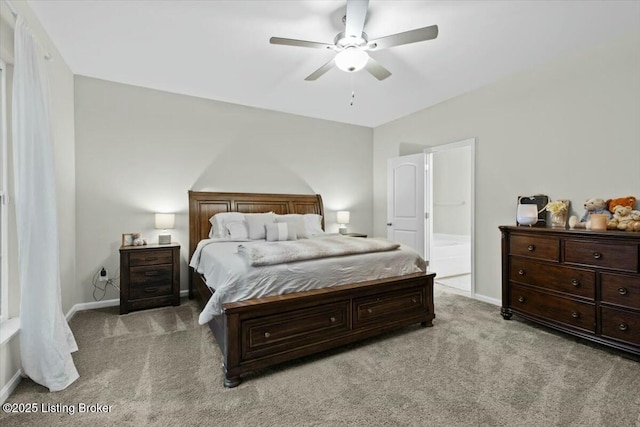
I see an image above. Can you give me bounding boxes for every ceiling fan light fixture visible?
[335,48,369,73]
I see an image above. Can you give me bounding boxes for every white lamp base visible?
[158,234,172,245]
[339,226,348,235]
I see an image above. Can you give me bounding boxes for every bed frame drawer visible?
[353,286,426,329]
[240,301,350,360]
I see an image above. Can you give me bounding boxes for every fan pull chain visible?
[349,74,355,107]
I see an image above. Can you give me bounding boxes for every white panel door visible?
[387,154,426,259]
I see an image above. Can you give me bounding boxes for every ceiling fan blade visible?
[270,37,335,50]
[365,57,391,81]
[368,25,438,51]
[345,0,369,39]
[305,58,336,81]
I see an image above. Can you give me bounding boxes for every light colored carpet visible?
[2,288,639,427]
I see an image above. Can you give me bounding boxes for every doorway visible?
[425,139,475,295]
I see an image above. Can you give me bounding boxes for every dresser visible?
[500,226,639,355]
[119,243,180,314]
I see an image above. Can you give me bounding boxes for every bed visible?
[188,191,435,387]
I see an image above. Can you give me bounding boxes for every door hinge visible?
[425,212,429,219]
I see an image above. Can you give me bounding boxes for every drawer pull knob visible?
[527,245,535,251]
[518,296,525,303]
[367,308,373,314]
[593,252,602,259]
[411,298,418,303]
[571,311,579,319]
[570,279,580,287]
[618,323,628,331]
[518,269,525,276]
[330,316,336,323]
[618,287,628,295]
[264,332,271,338]
[144,287,158,293]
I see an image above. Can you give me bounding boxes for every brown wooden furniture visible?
[346,232,367,238]
[500,226,640,355]
[119,242,180,314]
[189,191,435,387]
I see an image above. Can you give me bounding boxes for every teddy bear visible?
[573,198,612,229]
[608,205,634,231]
[628,210,640,232]
[132,232,147,246]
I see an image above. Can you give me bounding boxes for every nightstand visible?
[345,232,367,238]
[119,242,180,314]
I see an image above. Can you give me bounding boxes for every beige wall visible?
[0,0,76,400]
[373,30,640,301]
[74,76,373,303]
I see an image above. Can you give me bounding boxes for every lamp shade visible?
[336,211,350,225]
[155,213,175,230]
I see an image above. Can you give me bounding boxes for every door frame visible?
[424,138,476,297]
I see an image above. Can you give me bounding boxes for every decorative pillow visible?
[303,214,324,236]
[245,212,276,240]
[225,221,249,240]
[208,212,245,238]
[275,214,309,238]
[265,223,297,242]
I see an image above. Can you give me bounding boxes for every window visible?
[0,59,8,322]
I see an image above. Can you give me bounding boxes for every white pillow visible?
[265,222,297,241]
[275,214,308,238]
[303,214,324,236]
[225,221,249,240]
[208,212,245,238]
[245,212,276,240]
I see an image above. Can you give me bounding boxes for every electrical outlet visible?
[99,267,108,282]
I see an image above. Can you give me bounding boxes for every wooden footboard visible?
[193,269,435,387]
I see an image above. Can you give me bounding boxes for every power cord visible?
[92,267,120,301]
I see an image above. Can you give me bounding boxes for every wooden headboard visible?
[188,191,324,258]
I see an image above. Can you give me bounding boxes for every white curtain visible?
[12,16,79,391]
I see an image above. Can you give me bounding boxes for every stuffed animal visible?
[574,198,612,229]
[628,210,640,232]
[132,232,147,246]
[607,196,636,213]
[608,205,634,231]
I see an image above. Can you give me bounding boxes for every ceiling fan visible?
[269,0,438,81]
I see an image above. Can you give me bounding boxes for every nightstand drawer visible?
[130,250,174,267]
[510,235,559,261]
[129,265,173,299]
[565,240,638,272]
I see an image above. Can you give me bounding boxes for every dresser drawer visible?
[601,273,640,309]
[601,307,640,346]
[510,235,559,261]
[564,240,638,272]
[353,287,426,328]
[129,249,174,267]
[510,284,595,333]
[510,258,595,299]
[241,301,349,360]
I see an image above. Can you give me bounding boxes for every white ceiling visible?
[27,0,640,128]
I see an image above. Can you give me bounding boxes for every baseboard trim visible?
[65,289,189,321]
[0,369,22,405]
[473,293,501,306]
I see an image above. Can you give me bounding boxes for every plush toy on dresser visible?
[606,196,638,231]
[572,198,612,229]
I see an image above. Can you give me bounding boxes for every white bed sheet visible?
[190,235,427,324]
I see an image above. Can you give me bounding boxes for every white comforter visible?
[190,235,427,325]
